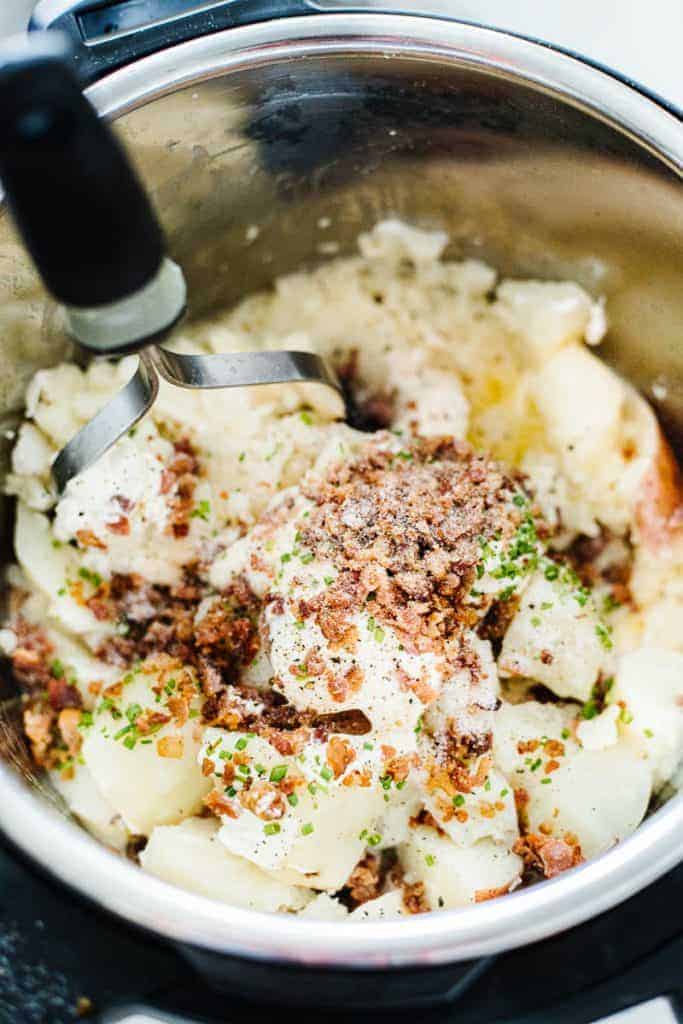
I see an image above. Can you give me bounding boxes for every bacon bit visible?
[10,620,54,691]
[409,809,445,834]
[544,739,565,758]
[346,854,382,904]
[201,758,215,777]
[540,650,554,665]
[136,709,171,735]
[342,769,372,788]
[403,880,429,914]
[478,801,496,819]
[166,695,190,728]
[86,598,111,622]
[475,883,512,903]
[76,529,107,550]
[327,665,363,703]
[544,759,560,774]
[48,677,82,711]
[68,580,87,606]
[397,668,438,705]
[106,516,130,535]
[160,469,175,495]
[517,739,540,754]
[204,790,239,819]
[23,705,55,765]
[263,726,311,758]
[303,650,326,677]
[222,762,235,786]
[454,809,469,823]
[88,681,103,696]
[58,708,82,757]
[240,781,287,821]
[103,682,123,700]
[384,754,414,784]
[494,800,505,812]
[157,734,184,759]
[326,735,355,777]
[513,832,583,878]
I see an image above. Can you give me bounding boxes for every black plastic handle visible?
[30,0,318,84]
[0,33,165,308]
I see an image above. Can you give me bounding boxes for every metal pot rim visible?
[1,12,682,969]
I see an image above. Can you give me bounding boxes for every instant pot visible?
[0,2,682,1021]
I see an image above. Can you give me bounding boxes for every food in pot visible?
[3,221,682,919]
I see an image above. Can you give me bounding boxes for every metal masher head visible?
[0,34,344,495]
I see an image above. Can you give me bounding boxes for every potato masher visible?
[0,35,344,495]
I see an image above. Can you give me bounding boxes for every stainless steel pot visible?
[0,3,682,1007]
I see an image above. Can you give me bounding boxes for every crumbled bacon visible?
[204,790,239,819]
[76,529,107,550]
[58,708,82,758]
[23,705,55,766]
[346,853,383,904]
[513,832,583,879]
[240,781,287,821]
[157,734,184,759]
[106,516,130,535]
[164,439,201,538]
[326,736,356,777]
[297,436,532,675]
[403,880,429,914]
[10,620,54,692]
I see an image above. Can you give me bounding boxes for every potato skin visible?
[636,422,683,551]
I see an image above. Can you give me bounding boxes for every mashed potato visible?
[4,221,683,920]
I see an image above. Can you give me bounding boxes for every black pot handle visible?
[0,32,166,311]
[29,0,320,84]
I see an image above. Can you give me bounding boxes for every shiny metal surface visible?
[0,11,681,972]
[51,349,158,493]
[53,345,342,491]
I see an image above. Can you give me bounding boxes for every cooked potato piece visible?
[525,744,652,859]
[400,828,522,910]
[14,505,113,643]
[495,280,606,363]
[423,767,519,849]
[612,647,683,788]
[493,700,579,779]
[531,347,624,473]
[298,893,349,921]
[50,763,128,852]
[499,571,608,702]
[202,729,387,891]
[141,818,311,912]
[82,670,210,835]
[348,891,405,921]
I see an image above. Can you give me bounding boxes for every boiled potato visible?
[82,667,210,835]
[499,571,608,702]
[141,818,310,912]
[348,891,405,921]
[400,828,522,910]
[612,647,683,788]
[51,762,129,853]
[525,744,652,858]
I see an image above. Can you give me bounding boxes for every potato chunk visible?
[141,818,310,912]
